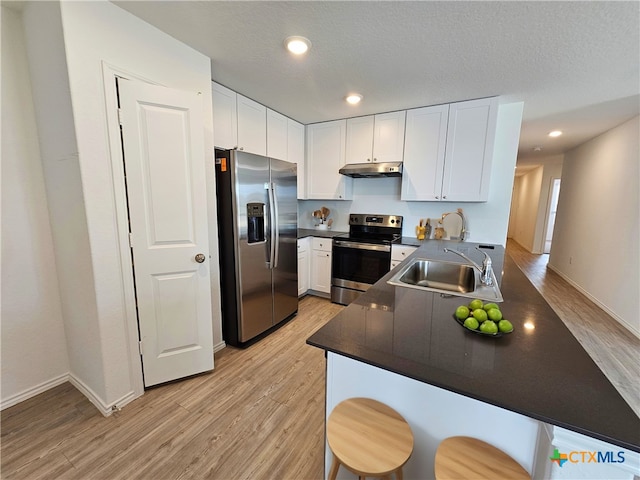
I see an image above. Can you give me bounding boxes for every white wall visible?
[549,116,639,336]
[299,102,524,246]
[1,6,70,408]
[21,0,107,408]
[17,0,223,412]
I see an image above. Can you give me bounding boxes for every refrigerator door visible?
[233,151,274,342]
[270,158,298,323]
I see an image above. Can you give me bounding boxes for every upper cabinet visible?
[287,119,306,199]
[236,94,267,156]
[345,111,406,164]
[401,97,498,202]
[212,82,267,156]
[267,109,288,161]
[211,82,238,149]
[306,120,352,200]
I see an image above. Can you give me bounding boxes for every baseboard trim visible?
[547,264,640,339]
[0,373,69,411]
[213,341,226,353]
[68,374,138,417]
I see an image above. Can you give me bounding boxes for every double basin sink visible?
[387,257,503,303]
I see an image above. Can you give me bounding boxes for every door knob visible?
[195,253,206,263]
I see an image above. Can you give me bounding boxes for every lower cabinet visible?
[311,237,332,294]
[391,245,418,269]
[297,237,310,297]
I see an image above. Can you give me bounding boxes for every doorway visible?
[543,178,561,254]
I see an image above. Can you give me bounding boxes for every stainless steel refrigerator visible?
[214,149,298,346]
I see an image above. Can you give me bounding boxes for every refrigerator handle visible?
[271,182,280,269]
[266,182,277,270]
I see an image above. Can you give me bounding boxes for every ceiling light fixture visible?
[548,130,563,137]
[346,93,363,105]
[285,36,311,55]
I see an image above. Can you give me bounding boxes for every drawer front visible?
[391,245,417,261]
[313,237,332,252]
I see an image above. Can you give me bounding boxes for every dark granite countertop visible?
[297,228,348,239]
[307,245,640,453]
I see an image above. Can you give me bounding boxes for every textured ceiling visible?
[112,1,639,161]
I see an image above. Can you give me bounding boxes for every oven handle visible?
[333,240,391,253]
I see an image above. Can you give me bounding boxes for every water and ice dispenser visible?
[247,203,265,244]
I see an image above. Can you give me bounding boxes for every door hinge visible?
[117,108,123,126]
[138,340,143,356]
[128,232,133,248]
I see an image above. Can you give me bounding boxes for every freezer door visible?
[233,151,274,342]
[270,158,298,323]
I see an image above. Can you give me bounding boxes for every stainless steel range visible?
[331,214,403,305]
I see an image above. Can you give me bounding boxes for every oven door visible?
[331,240,391,304]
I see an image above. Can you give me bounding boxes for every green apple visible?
[498,320,514,333]
[483,303,499,312]
[469,299,484,311]
[463,317,480,330]
[480,320,499,334]
[487,308,503,321]
[472,309,488,322]
[455,305,470,320]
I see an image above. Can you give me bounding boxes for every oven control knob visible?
[391,219,395,224]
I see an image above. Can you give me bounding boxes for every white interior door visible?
[119,80,214,387]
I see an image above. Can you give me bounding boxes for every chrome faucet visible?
[441,208,467,241]
[444,247,493,286]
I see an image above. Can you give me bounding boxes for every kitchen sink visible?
[387,258,503,302]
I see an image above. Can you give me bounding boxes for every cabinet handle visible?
[443,195,447,199]
[367,158,371,162]
[435,196,439,199]
[239,146,244,151]
[373,158,377,162]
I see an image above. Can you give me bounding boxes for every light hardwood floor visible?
[1,296,343,480]
[2,244,638,479]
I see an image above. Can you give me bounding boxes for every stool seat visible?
[435,436,531,480]
[327,397,414,479]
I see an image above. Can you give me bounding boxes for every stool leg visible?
[328,454,340,480]
[395,467,403,480]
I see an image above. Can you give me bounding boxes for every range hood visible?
[338,162,403,178]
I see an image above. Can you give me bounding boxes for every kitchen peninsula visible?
[307,241,640,479]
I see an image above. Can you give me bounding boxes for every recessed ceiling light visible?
[346,93,363,105]
[548,130,563,137]
[284,36,311,55]
[533,146,543,152]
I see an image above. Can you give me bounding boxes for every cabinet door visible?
[237,94,267,156]
[211,82,237,149]
[345,115,374,163]
[311,249,332,293]
[306,120,352,200]
[287,119,306,199]
[373,111,406,163]
[297,238,310,296]
[401,105,449,201]
[441,97,498,202]
[267,109,288,161]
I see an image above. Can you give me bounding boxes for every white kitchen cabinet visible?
[345,111,406,164]
[267,108,288,161]
[306,120,352,200]
[442,97,498,201]
[401,104,449,201]
[391,244,418,269]
[237,94,267,156]
[297,237,311,296]
[287,119,306,199]
[401,97,498,202]
[310,237,332,294]
[211,81,238,149]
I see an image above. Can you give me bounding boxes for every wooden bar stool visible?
[327,397,414,480]
[434,436,531,480]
